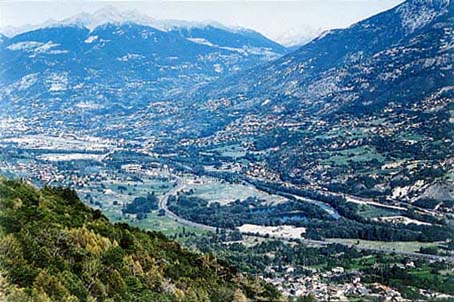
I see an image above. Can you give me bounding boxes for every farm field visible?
[326,238,441,254]
[321,146,385,166]
[113,210,209,236]
[78,175,174,207]
[209,143,247,158]
[356,204,402,218]
[180,175,287,205]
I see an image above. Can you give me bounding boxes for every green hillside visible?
[0,178,281,302]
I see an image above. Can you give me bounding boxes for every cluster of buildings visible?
[246,162,281,182]
[264,267,406,302]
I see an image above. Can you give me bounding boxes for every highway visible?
[157,177,216,232]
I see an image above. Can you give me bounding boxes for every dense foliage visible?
[122,192,159,218]
[168,193,327,229]
[0,178,281,302]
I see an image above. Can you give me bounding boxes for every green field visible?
[76,173,206,236]
[111,210,209,236]
[315,126,375,140]
[78,175,174,209]
[356,204,402,218]
[321,146,385,166]
[181,175,286,205]
[326,238,440,253]
[209,143,247,158]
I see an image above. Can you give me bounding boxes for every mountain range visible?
[1,0,453,204]
[0,13,287,120]
[1,2,453,301]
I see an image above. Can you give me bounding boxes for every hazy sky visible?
[0,0,404,45]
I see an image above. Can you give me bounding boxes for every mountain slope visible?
[169,25,287,57]
[194,0,453,116]
[175,0,453,205]
[0,177,280,302]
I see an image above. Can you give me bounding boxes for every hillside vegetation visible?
[0,178,280,302]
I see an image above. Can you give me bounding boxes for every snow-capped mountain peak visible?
[60,7,157,31]
[1,6,260,39]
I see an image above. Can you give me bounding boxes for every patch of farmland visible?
[238,224,306,240]
[181,175,287,205]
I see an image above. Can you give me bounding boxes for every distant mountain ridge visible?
[0,7,277,42]
[0,13,288,120]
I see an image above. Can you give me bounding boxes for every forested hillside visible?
[0,178,280,302]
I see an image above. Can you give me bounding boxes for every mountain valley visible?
[1,1,453,301]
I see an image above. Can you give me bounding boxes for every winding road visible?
[157,178,216,232]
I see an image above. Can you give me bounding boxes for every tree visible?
[297,294,317,302]
[232,288,248,302]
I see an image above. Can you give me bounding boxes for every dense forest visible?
[168,193,328,229]
[0,178,281,302]
[122,192,159,219]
